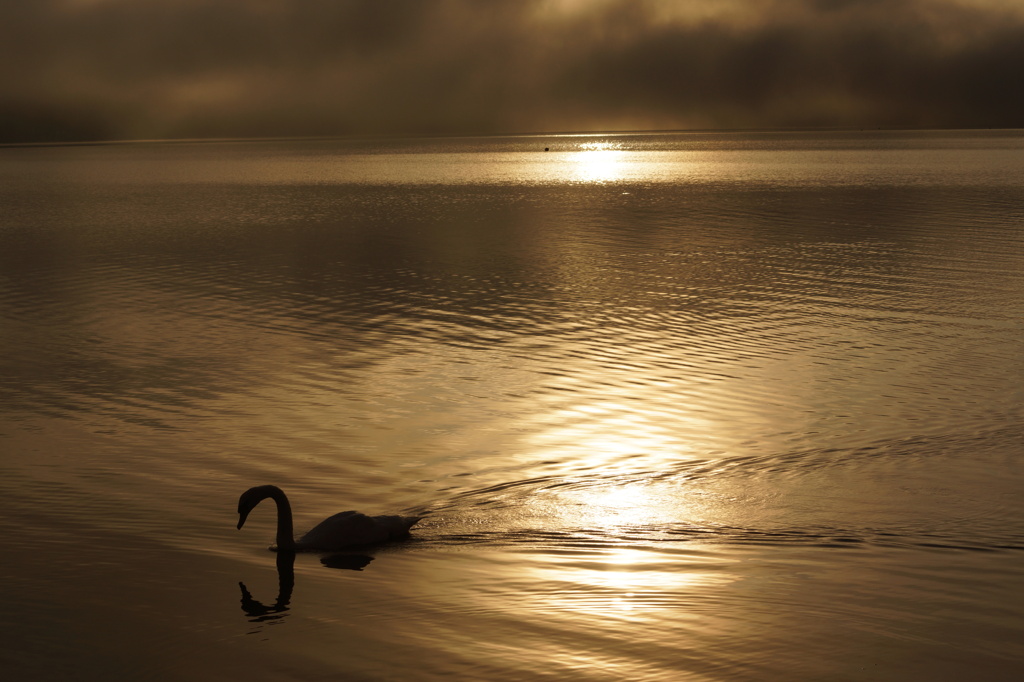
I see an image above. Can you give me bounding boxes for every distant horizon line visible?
[2,125,1021,149]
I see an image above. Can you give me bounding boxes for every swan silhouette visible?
[237,485,422,552]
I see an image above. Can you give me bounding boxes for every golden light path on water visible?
[529,479,732,618]
[530,545,735,625]
[491,140,741,622]
[522,392,720,473]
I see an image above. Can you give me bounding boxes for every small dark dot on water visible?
[545,147,549,151]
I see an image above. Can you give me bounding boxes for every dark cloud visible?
[1,0,1022,143]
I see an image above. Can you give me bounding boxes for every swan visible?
[236,485,422,552]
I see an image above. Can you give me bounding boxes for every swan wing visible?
[297,511,423,551]
[297,511,380,550]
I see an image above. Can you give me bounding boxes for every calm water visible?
[1,130,1023,680]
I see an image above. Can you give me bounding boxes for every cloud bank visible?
[2,0,1022,142]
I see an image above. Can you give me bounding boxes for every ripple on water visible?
[2,135,1024,681]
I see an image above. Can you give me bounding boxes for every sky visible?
[2,0,1023,143]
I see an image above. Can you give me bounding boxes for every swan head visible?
[237,484,282,530]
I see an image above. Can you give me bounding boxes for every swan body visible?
[237,484,422,552]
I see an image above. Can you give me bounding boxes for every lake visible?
[1,129,1023,680]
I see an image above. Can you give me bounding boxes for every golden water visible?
[2,130,1023,680]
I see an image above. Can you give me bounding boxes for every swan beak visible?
[237,509,250,530]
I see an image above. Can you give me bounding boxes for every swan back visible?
[297,511,422,551]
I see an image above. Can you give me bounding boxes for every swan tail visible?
[376,514,423,539]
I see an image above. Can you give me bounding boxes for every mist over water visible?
[2,130,1023,680]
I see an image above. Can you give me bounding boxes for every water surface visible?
[2,130,1023,680]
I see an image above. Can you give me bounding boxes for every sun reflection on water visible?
[577,484,661,527]
[523,391,716,474]
[531,546,734,619]
[569,142,627,183]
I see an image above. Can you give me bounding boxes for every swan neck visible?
[269,487,296,551]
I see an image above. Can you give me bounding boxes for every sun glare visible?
[523,394,714,472]
[579,484,660,527]
[529,545,733,618]
[569,142,626,183]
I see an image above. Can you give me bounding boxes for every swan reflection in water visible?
[238,551,296,626]
[238,550,376,627]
